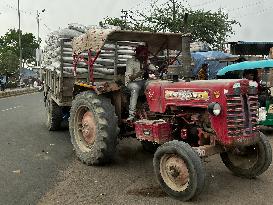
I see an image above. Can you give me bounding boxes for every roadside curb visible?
[0,88,39,99]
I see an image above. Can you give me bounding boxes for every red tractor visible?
[44,29,272,201]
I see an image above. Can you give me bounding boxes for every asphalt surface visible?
[1,93,273,205]
[0,93,73,205]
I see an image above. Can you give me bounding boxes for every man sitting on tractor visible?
[125,45,157,121]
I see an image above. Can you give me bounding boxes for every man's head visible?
[244,73,254,80]
[243,69,257,81]
[135,45,149,62]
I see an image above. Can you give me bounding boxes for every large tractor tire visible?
[46,97,62,131]
[220,132,272,178]
[153,140,205,201]
[69,91,119,165]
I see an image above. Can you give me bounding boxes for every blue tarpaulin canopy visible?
[191,51,238,79]
[20,68,39,80]
[217,60,273,76]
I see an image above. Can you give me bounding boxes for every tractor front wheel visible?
[153,140,205,201]
[220,132,272,178]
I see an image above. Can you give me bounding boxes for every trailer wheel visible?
[220,132,272,178]
[69,91,119,165]
[46,97,62,131]
[153,140,205,201]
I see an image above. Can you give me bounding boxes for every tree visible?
[0,29,39,70]
[100,0,239,49]
[0,50,19,74]
[187,9,238,48]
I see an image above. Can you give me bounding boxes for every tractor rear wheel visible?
[46,97,62,131]
[153,140,205,201]
[69,91,119,165]
[220,132,272,178]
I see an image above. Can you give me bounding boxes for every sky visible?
[0,0,272,45]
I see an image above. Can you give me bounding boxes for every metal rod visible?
[114,42,118,77]
[18,0,22,76]
[89,50,101,85]
[88,50,91,82]
[37,10,41,78]
[72,54,77,77]
[37,10,40,51]
[36,9,45,79]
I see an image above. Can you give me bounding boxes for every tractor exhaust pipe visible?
[181,13,192,82]
[181,34,192,82]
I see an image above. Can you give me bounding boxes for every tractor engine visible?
[135,106,212,147]
[135,79,260,147]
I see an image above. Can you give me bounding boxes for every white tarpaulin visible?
[72,28,116,54]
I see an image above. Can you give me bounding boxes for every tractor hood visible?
[145,79,254,113]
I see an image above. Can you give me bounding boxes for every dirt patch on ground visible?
[38,137,273,205]
[126,185,166,198]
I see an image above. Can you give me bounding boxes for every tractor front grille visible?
[248,95,259,131]
[226,95,258,137]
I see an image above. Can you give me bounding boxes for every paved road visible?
[1,93,273,205]
[38,138,273,205]
[0,93,73,205]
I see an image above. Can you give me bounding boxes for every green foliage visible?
[99,17,126,29]
[100,0,240,49]
[0,29,38,72]
[0,50,19,74]
[187,9,239,48]
[136,0,187,33]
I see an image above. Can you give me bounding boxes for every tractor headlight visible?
[233,83,241,88]
[208,102,221,116]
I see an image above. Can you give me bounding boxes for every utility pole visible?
[36,9,45,65]
[36,9,45,79]
[18,0,22,78]
[37,10,40,52]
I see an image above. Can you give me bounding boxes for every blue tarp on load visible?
[191,51,238,79]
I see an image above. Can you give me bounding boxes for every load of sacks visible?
[43,23,142,77]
